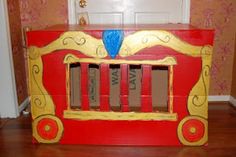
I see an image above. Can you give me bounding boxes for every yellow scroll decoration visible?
[187,46,212,119]
[119,31,211,57]
[28,46,55,119]
[39,31,107,58]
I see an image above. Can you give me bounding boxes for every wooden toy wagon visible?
[27,24,214,146]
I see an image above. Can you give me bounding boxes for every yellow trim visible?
[168,65,174,114]
[28,31,213,60]
[177,116,207,146]
[190,127,197,134]
[44,125,51,131]
[187,46,212,119]
[64,110,177,121]
[119,31,212,57]
[64,54,177,65]
[28,47,55,119]
[66,64,71,110]
[32,115,64,143]
[40,31,107,58]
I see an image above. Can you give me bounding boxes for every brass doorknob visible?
[79,0,87,8]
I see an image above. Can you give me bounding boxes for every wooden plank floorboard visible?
[1,102,236,157]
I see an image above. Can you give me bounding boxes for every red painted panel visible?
[100,64,110,111]
[141,65,152,112]
[120,64,129,112]
[61,119,180,145]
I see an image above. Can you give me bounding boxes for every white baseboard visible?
[208,95,230,102]
[18,96,30,113]
[230,96,236,107]
[208,95,236,107]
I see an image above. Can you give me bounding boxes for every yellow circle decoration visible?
[32,115,64,143]
[177,116,207,146]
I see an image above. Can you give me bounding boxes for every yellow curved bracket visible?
[119,31,212,57]
[28,47,55,119]
[40,31,108,58]
[187,46,213,119]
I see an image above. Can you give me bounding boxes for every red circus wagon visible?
[27,24,214,146]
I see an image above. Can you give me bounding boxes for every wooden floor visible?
[1,102,236,157]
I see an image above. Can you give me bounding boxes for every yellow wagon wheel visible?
[32,115,63,143]
[177,116,207,146]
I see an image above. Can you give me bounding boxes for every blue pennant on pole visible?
[102,30,124,59]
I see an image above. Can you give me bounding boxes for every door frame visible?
[68,0,191,24]
[0,0,19,118]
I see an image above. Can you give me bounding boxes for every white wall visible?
[0,0,19,118]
